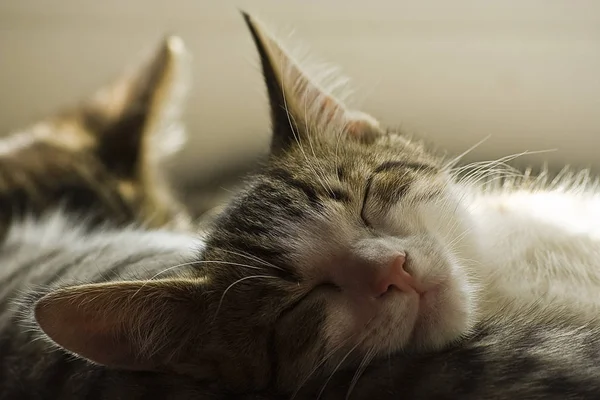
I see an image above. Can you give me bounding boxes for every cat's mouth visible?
[394,283,441,320]
[323,257,468,358]
[353,282,447,355]
[419,288,436,307]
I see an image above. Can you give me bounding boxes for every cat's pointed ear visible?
[34,279,209,373]
[82,35,191,178]
[242,12,383,152]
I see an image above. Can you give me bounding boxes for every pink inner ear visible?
[34,293,147,369]
[346,119,367,138]
[344,111,382,142]
[319,96,341,124]
[59,326,142,369]
[33,279,209,374]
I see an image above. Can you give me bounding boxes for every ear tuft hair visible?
[241,11,383,153]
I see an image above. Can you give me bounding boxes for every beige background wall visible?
[1,1,599,188]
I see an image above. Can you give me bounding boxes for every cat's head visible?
[32,14,480,393]
[0,36,191,230]
[196,14,480,388]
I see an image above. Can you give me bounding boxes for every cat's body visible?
[0,212,201,399]
[3,12,600,400]
[2,211,600,400]
[0,212,599,400]
[466,182,600,323]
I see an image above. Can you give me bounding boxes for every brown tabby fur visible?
[0,35,191,238]
[2,11,600,400]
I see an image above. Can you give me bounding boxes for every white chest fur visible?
[467,189,600,321]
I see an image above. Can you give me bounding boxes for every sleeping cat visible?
[0,35,191,234]
[4,11,600,400]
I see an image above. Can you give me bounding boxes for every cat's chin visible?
[321,259,474,365]
[409,283,472,351]
[365,277,473,357]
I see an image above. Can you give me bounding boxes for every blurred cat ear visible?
[242,12,383,153]
[80,35,191,178]
[34,279,210,374]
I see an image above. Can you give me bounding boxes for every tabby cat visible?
[3,12,600,400]
[0,35,191,234]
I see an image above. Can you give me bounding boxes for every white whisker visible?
[443,134,491,171]
[292,334,356,399]
[213,248,285,272]
[279,61,333,196]
[346,346,377,400]
[213,275,278,320]
[316,340,362,400]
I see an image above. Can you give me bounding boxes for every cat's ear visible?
[80,35,191,178]
[34,279,210,373]
[242,12,383,153]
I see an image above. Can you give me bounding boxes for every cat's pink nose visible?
[373,254,424,297]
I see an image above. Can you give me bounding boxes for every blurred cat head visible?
[32,13,482,394]
[0,35,192,230]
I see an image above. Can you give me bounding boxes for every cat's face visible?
[32,14,480,393]
[200,138,477,389]
[0,36,191,230]
[199,14,478,388]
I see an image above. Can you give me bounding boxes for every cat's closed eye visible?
[328,188,350,202]
[312,281,343,295]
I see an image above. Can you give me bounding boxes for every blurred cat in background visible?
[0,35,192,236]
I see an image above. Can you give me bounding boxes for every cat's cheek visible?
[375,236,475,350]
[320,292,420,355]
[320,295,367,349]
[368,295,421,353]
[411,271,475,350]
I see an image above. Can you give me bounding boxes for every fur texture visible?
[4,213,600,399]
[197,14,600,394]
[0,212,205,399]
[5,12,600,400]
